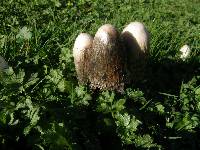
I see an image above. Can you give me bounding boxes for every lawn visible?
[0,0,199,149]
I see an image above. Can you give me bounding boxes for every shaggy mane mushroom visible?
[121,22,150,83]
[73,22,150,92]
[73,33,93,84]
[88,24,126,92]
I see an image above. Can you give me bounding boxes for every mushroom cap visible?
[73,33,93,84]
[121,21,150,54]
[121,22,150,83]
[89,24,125,92]
[73,33,93,61]
[95,24,119,44]
[180,44,191,60]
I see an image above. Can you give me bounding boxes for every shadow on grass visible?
[140,57,199,97]
[123,57,200,150]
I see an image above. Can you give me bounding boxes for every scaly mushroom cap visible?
[88,24,125,92]
[73,33,93,84]
[121,22,150,55]
[121,22,150,82]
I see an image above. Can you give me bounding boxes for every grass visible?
[0,0,200,150]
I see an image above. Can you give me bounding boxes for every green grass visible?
[0,0,200,150]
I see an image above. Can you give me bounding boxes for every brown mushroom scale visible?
[88,24,125,92]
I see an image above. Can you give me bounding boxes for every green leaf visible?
[113,99,126,111]
[115,113,131,127]
[0,35,6,48]
[59,47,73,64]
[156,103,165,114]
[99,91,115,103]
[15,69,25,84]
[126,88,146,104]
[174,113,199,131]
[57,79,66,92]
[24,106,40,135]
[195,87,200,100]
[51,0,61,7]
[16,26,32,41]
[134,134,158,148]
[0,112,7,124]
[24,73,39,89]
[70,86,92,106]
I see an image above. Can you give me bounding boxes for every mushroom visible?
[88,24,125,92]
[121,22,150,82]
[73,22,150,91]
[73,33,93,84]
[179,44,191,60]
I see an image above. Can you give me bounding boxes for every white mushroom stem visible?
[180,44,191,60]
[73,33,93,84]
